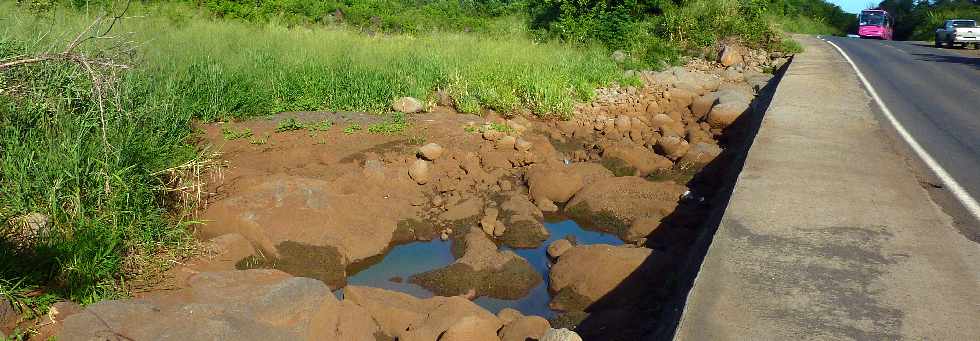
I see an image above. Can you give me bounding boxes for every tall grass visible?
[772,15,844,36]
[0,1,621,308]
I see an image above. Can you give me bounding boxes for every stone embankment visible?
[40,44,786,340]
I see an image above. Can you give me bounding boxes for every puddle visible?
[338,218,623,319]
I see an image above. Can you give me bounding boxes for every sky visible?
[827,0,876,13]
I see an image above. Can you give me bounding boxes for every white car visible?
[935,19,978,48]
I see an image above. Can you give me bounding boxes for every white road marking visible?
[822,37,980,223]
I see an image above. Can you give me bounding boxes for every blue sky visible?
[828,0,875,13]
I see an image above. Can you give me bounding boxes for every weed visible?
[344,123,362,135]
[220,127,253,140]
[367,113,408,135]
[275,117,305,133]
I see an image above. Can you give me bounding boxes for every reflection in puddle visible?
[339,219,623,318]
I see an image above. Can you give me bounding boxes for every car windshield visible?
[952,21,976,28]
[860,12,885,26]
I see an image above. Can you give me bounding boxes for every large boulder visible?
[499,315,551,341]
[61,270,380,341]
[410,229,542,300]
[679,142,723,166]
[718,45,743,67]
[498,192,550,248]
[691,93,719,119]
[344,285,502,340]
[549,245,660,311]
[566,177,687,239]
[526,164,585,205]
[541,328,584,341]
[200,173,423,275]
[707,101,751,128]
[600,142,673,177]
[392,97,423,114]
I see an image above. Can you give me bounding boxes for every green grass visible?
[772,15,844,36]
[367,113,409,135]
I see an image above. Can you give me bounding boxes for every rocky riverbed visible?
[39,48,786,340]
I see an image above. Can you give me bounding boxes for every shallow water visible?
[340,218,623,319]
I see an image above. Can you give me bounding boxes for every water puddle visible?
[339,217,623,319]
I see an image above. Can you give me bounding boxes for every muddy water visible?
[339,218,623,319]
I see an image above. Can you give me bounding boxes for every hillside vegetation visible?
[1,0,853,313]
[875,0,980,41]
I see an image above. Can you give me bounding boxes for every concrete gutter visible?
[673,36,980,340]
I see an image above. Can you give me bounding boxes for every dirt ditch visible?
[53,54,790,340]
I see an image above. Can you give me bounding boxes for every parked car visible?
[935,19,978,48]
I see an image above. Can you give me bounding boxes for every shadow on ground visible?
[557,62,788,340]
[911,52,980,69]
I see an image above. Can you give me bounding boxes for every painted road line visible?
[822,37,980,223]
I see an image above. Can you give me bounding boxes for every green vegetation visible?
[343,123,363,135]
[221,127,254,140]
[1,0,857,316]
[367,113,409,135]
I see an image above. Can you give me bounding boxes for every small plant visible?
[220,127,253,140]
[307,119,333,132]
[275,117,305,132]
[487,122,514,133]
[343,123,362,135]
[367,113,408,135]
[409,134,427,145]
[463,125,479,133]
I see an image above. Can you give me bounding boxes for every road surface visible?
[823,36,980,238]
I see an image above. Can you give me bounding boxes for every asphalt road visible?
[824,36,980,232]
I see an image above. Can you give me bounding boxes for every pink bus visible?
[858,9,894,40]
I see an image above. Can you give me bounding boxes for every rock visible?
[493,223,507,237]
[497,308,524,325]
[611,50,627,63]
[437,89,453,107]
[515,138,532,152]
[8,212,50,247]
[411,230,542,300]
[497,135,517,150]
[498,193,550,248]
[483,129,505,142]
[62,270,379,340]
[541,328,584,341]
[613,115,631,133]
[417,143,444,161]
[667,88,697,108]
[600,142,673,176]
[200,173,422,272]
[441,315,502,341]
[566,177,686,239]
[393,97,423,114]
[656,135,691,160]
[649,114,673,130]
[526,164,585,205]
[345,285,501,340]
[625,215,663,242]
[441,197,484,222]
[716,88,753,105]
[719,45,743,67]
[568,162,615,186]
[679,142,722,166]
[691,93,719,119]
[1,298,17,332]
[441,232,450,240]
[772,57,788,70]
[722,68,744,82]
[549,245,659,311]
[547,239,573,259]
[707,101,750,128]
[499,316,551,341]
[408,159,431,185]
